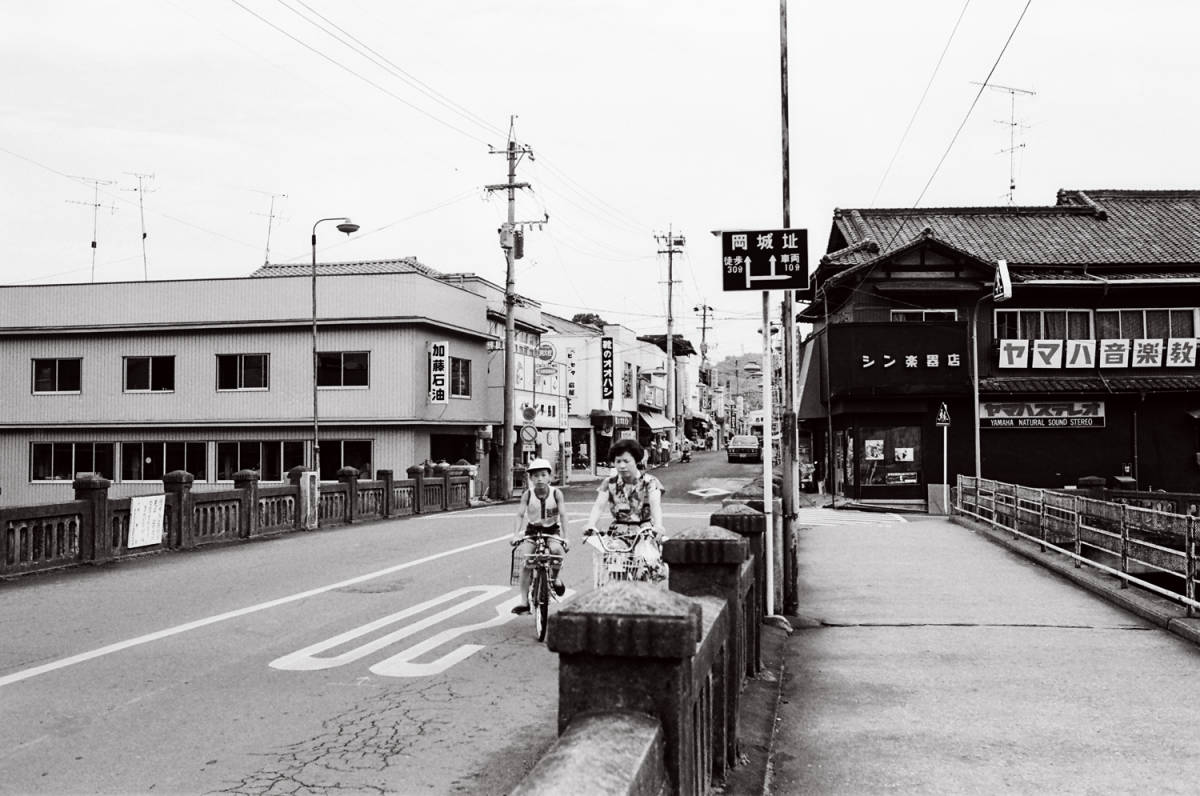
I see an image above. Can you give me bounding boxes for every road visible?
[0,450,761,795]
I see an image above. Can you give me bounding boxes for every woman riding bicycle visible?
[583,438,666,579]
[511,458,567,615]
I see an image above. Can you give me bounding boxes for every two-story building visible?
[0,261,493,505]
[798,189,1200,510]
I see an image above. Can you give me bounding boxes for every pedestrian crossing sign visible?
[936,402,951,426]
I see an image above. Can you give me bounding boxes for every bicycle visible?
[582,523,668,588]
[510,531,566,642]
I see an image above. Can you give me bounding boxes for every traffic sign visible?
[520,424,538,443]
[936,402,951,427]
[720,228,808,292]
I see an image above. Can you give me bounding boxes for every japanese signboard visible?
[999,338,1199,369]
[980,401,1106,429]
[428,340,449,404]
[600,336,614,400]
[127,494,165,548]
[720,229,809,292]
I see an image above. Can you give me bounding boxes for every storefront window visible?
[859,426,921,486]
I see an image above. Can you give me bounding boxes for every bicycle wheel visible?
[530,568,549,642]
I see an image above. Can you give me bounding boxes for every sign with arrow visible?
[720,228,809,292]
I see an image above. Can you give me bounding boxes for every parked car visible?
[726,435,762,464]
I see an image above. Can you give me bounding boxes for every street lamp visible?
[312,217,359,479]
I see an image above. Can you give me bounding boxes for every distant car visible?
[727,435,762,463]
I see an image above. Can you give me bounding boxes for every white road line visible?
[0,533,512,689]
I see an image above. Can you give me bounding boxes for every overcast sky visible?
[3,1,1197,357]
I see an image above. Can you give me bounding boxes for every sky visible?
[4,1,1199,360]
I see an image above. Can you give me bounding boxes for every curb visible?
[718,621,791,795]
[952,514,1200,648]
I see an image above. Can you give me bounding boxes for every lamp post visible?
[311,217,360,479]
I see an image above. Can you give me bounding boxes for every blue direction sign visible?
[720,228,808,292]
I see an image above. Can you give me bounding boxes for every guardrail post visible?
[378,469,394,518]
[710,503,766,674]
[162,470,195,548]
[1187,516,1196,618]
[1119,502,1130,588]
[233,469,259,539]
[73,473,112,563]
[1080,494,1089,569]
[338,467,359,524]
[549,583,704,796]
[663,526,750,777]
[406,465,425,514]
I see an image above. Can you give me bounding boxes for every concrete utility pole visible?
[656,229,685,442]
[487,117,534,501]
[778,0,800,614]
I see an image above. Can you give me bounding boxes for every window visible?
[121,442,206,481]
[217,354,268,390]
[317,351,369,387]
[1095,308,1195,339]
[891,309,958,322]
[124,356,175,392]
[33,358,81,393]
[318,439,373,481]
[450,357,471,397]
[31,442,114,481]
[995,309,1092,339]
[216,440,304,481]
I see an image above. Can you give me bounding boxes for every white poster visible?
[128,494,165,548]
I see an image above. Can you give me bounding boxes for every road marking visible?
[0,534,512,689]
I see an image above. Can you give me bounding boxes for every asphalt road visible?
[0,450,761,795]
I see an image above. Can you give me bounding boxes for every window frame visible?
[32,358,82,394]
[124,355,176,393]
[450,356,471,398]
[216,353,270,391]
[317,350,370,389]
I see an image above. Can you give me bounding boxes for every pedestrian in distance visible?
[511,459,567,614]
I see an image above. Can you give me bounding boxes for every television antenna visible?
[971,81,1035,204]
[66,176,118,282]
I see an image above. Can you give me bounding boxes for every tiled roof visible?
[251,258,438,278]
[981,374,1200,394]
[824,189,1200,269]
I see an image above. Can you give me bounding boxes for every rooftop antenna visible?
[122,172,155,280]
[971,81,1035,204]
[251,192,288,266]
[66,176,118,282]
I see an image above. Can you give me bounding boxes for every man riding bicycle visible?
[511,458,567,615]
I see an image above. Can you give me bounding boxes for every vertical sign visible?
[428,340,449,404]
[127,494,165,548]
[600,336,614,400]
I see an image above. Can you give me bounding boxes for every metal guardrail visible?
[956,475,1199,616]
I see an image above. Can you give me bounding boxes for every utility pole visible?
[656,229,685,444]
[778,0,800,615]
[66,176,117,282]
[486,117,536,500]
[123,172,155,280]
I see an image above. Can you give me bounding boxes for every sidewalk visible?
[761,513,1200,794]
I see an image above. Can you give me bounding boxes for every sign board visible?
[300,471,319,530]
[980,401,1106,429]
[720,229,809,292]
[520,424,538,443]
[127,494,165,548]
[536,341,557,362]
[600,336,614,400]
[935,402,951,427]
[428,340,449,404]
[993,259,1013,303]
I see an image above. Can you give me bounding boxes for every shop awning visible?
[639,410,673,431]
[590,409,634,427]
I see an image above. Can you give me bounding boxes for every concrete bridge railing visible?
[512,503,769,796]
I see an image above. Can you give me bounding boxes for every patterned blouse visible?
[598,472,664,525]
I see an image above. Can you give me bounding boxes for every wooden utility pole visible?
[487,118,534,500]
